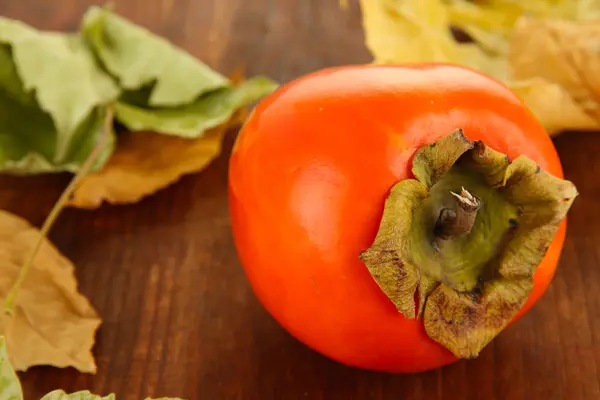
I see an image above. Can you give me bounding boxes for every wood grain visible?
[1,1,599,399]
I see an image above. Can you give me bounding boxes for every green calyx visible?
[360,129,577,359]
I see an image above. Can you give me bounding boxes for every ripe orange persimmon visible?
[228,64,576,373]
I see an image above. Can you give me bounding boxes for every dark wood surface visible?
[1,1,599,399]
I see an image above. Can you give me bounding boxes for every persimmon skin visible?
[228,64,566,373]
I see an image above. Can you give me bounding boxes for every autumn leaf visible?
[508,17,600,134]
[68,110,245,209]
[358,0,600,135]
[68,71,275,209]
[358,0,506,78]
[0,210,100,372]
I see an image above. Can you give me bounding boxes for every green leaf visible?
[0,96,115,174]
[0,19,119,139]
[38,392,185,400]
[114,76,278,137]
[0,45,33,106]
[0,7,278,175]
[0,337,23,400]
[81,6,278,137]
[81,6,229,107]
[0,17,119,174]
[40,391,115,400]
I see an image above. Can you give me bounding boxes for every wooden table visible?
[1,1,599,399]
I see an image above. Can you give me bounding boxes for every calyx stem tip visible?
[450,187,480,209]
[435,187,481,241]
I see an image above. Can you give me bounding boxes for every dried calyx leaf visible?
[0,337,183,400]
[358,0,600,135]
[360,129,577,358]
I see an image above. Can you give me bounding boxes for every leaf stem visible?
[3,106,115,315]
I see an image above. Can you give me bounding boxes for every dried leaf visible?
[507,78,599,135]
[0,211,100,372]
[67,68,271,209]
[360,0,457,64]
[508,17,600,134]
[359,0,600,135]
[359,0,505,78]
[68,110,246,209]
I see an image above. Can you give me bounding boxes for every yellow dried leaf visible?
[507,78,600,136]
[446,0,519,52]
[507,17,600,134]
[0,210,100,372]
[68,111,246,209]
[360,0,460,64]
[359,0,600,135]
[359,0,504,77]
[448,0,600,33]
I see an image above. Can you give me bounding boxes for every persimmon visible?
[228,64,577,372]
